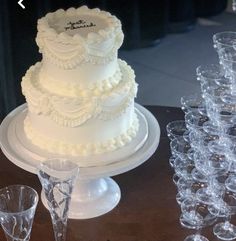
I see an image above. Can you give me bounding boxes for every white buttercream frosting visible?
[36,6,124,69]
[24,108,139,156]
[39,59,122,97]
[21,6,139,160]
[22,59,137,127]
[40,58,118,92]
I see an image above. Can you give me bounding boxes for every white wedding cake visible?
[21,6,139,160]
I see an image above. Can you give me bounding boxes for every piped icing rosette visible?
[36,6,124,69]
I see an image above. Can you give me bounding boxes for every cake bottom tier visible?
[24,103,139,156]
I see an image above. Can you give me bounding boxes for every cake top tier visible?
[36,6,124,69]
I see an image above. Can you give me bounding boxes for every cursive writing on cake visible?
[65,20,96,30]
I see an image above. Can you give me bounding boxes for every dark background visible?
[0,0,227,119]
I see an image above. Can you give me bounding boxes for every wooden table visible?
[0,106,221,241]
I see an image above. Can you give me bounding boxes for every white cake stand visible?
[0,103,160,219]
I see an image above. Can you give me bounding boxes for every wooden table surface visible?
[0,106,224,241]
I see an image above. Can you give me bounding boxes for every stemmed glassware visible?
[213,175,236,240]
[181,94,206,115]
[207,101,235,154]
[213,32,236,53]
[37,159,79,241]
[0,185,39,241]
[181,197,217,241]
[194,150,229,205]
[167,31,236,241]
[170,137,191,160]
[166,120,188,141]
[211,125,236,240]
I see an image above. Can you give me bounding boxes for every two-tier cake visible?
[21,6,139,159]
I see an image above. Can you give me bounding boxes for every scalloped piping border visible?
[38,35,123,68]
[36,6,124,68]
[22,59,134,98]
[21,59,137,127]
[24,113,139,156]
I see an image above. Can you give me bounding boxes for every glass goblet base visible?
[196,188,214,205]
[191,168,207,183]
[184,234,209,241]
[213,222,236,240]
[208,139,231,155]
[180,214,198,230]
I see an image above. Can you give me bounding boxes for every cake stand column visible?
[41,177,121,219]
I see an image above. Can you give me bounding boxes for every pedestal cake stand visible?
[0,103,160,219]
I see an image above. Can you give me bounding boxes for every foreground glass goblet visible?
[170,137,191,159]
[213,175,236,241]
[194,150,228,205]
[166,120,188,141]
[37,159,79,241]
[181,93,206,115]
[213,32,236,51]
[0,185,39,241]
[196,63,231,88]
[181,197,216,241]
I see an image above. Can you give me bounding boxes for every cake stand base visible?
[42,177,121,219]
[0,103,160,219]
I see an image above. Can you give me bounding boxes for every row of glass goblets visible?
[196,60,236,240]
[167,116,222,241]
[0,159,79,241]
[167,110,236,241]
[167,31,236,241]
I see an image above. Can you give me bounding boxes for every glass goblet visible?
[166,120,188,141]
[170,137,191,159]
[213,176,236,241]
[176,176,207,206]
[218,46,236,80]
[181,197,217,241]
[191,168,208,184]
[206,105,235,154]
[173,156,194,179]
[171,152,194,185]
[0,185,38,241]
[201,77,229,102]
[185,111,209,135]
[201,85,230,121]
[37,159,79,241]
[221,90,236,109]
[181,94,206,115]
[194,151,228,205]
[213,32,236,51]
[196,63,230,87]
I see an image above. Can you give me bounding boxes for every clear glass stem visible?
[206,174,217,196]
[223,196,233,230]
[37,159,79,241]
[194,227,203,241]
[52,218,67,241]
[196,227,202,236]
[208,176,215,189]
[229,76,236,92]
[224,216,232,229]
